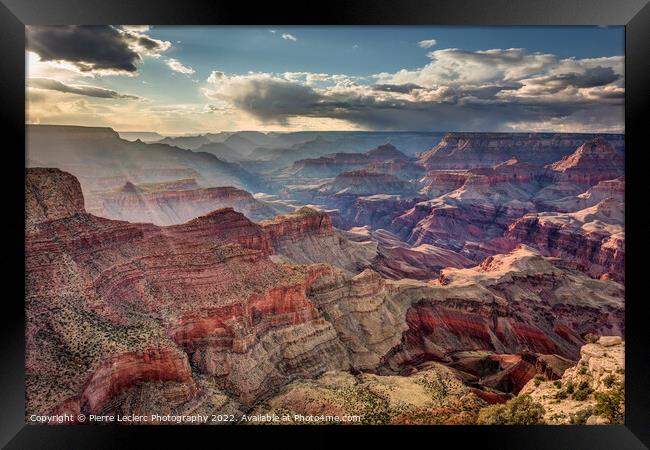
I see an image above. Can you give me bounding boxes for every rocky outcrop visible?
[519,336,625,424]
[321,170,417,196]
[81,347,193,414]
[286,144,412,179]
[261,208,376,274]
[343,227,473,281]
[365,158,425,181]
[382,246,624,372]
[420,170,471,198]
[251,363,487,424]
[506,199,624,281]
[26,168,85,230]
[419,132,624,170]
[546,138,624,185]
[538,177,624,212]
[25,169,348,415]
[86,182,279,225]
[346,195,424,230]
[394,157,548,253]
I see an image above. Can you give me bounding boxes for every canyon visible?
[25,127,625,425]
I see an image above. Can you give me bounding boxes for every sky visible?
[25,26,624,134]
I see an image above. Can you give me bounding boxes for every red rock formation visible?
[365,158,425,180]
[538,176,624,212]
[343,227,472,281]
[547,138,624,185]
[505,199,624,280]
[25,165,626,421]
[26,168,348,415]
[381,246,624,373]
[260,207,333,243]
[80,347,193,413]
[419,132,624,170]
[287,144,413,179]
[420,170,471,198]
[347,195,424,230]
[322,170,416,196]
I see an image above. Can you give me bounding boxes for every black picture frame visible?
[1,0,648,447]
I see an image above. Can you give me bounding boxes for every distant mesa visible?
[546,137,624,185]
[419,132,624,170]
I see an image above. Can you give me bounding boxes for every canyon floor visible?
[25,127,625,425]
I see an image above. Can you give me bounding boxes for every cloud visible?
[202,46,623,132]
[121,25,150,32]
[372,83,423,94]
[207,70,225,83]
[28,77,141,99]
[282,33,297,41]
[418,39,437,48]
[26,25,171,75]
[166,58,195,75]
[204,73,321,125]
[518,66,619,95]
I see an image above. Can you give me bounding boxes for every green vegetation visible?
[570,380,593,401]
[533,374,545,387]
[570,407,595,424]
[603,374,617,388]
[594,382,625,424]
[554,389,568,400]
[553,380,562,389]
[477,395,545,425]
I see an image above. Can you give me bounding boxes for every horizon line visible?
[25,123,626,137]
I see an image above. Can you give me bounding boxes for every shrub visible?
[594,382,624,424]
[570,407,595,424]
[477,395,545,425]
[553,380,562,389]
[507,395,546,425]
[555,390,568,400]
[579,366,588,375]
[476,404,510,425]
[586,334,600,344]
[603,374,616,388]
[572,388,591,401]
[578,381,589,391]
[566,382,575,394]
[534,375,544,386]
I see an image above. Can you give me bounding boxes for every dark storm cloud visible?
[460,83,523,99]
[526,66,620,93]
[209,75,597,130]
[372,83,423,94]
[28,78,141,99]
[221,77,323,125]
[26,25,170,74]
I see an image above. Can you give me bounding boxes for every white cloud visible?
[121,25,150,32]
[282,33,297,41]
[418,39,437,49]
[166,58,195,75]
